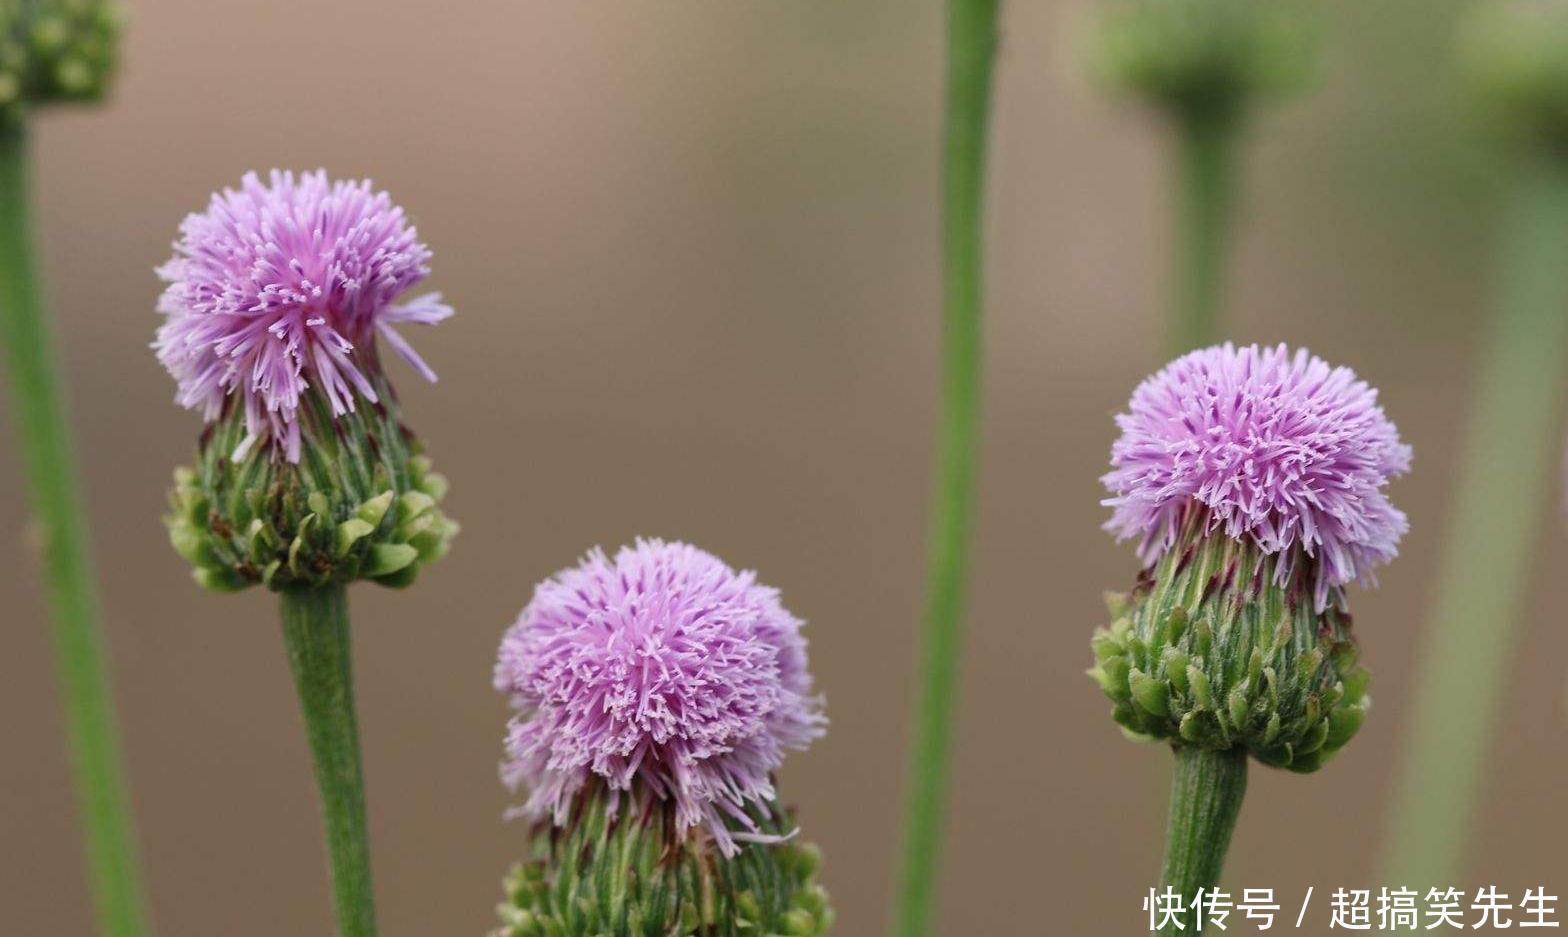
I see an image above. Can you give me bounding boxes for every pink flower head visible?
[495,539,826,857]
[1103,343,1411,609]
[155,170,452,462]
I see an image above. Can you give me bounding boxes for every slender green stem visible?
[1380,155,1568,890]
[1167,112,1240,359]
[0,120,148,937]
[891,2,998,935]
[1158,747,1247,937]
[280,586,378,937]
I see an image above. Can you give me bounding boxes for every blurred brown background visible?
[3,1,1565,934]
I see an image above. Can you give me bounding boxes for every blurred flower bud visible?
[0,0,120,120]
[1088,0,1316,126]
[1458,0,1568,151]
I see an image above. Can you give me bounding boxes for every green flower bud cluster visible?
[1458,0,1568,152]
[1088,513,1370,773]
[0,0,120,120]
[493,790,832,937]
[1088,0,1314,124]
[164,384,457,593]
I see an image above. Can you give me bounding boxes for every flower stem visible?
[1159,746,1248,937]
[1167,112,1239,358]
[280,585,378,937]
[0,120,149,937]
[1380,154,1568,890]
[892,1,998,935]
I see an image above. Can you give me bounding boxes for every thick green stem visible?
[1158,747,1248,937]
[1167,112,1239,359]
[1380,155,1568,890]
[891,2,998,936]
[280,586,378,937]
[0,121,148,937]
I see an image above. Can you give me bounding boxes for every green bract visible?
[493,791,832,937]
[1088,514,1369,773]
[1088,0,1314,123]
[164,381,457,593]
[0,0,120,119]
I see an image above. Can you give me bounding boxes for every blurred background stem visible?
[1380,154,1568,889]
[891,1,998,935]
[1167,112,1239,358]
[0,121,149,937]
[280,585,378,937]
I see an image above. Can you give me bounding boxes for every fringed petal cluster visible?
[1103,342,1411,609]
[155,170,451,462]
[495,539,826,857]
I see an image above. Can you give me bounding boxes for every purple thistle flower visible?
[154,170,452,462]
[1103,343,1411,609]
[495,539,826,857]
